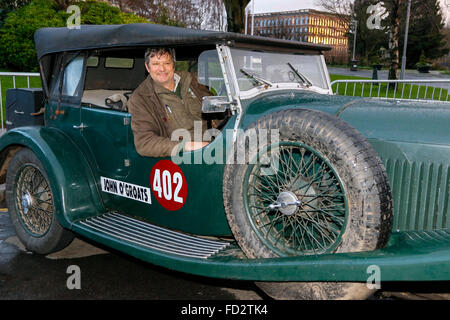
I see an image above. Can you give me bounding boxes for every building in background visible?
[247,9,349,64]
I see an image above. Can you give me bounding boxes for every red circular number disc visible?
[150,160,187,211]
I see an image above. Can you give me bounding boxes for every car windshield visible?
[197,48,329,96]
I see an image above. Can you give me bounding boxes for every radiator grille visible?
[384,159,450,231]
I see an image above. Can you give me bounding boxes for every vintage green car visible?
[0,23,449,300]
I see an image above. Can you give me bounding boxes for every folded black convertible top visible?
[34,23,331,60]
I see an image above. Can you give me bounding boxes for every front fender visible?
[0,126,105,228]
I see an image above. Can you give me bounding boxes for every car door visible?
[79,106,130,178]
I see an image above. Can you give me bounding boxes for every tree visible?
[105,0,227,30]
[315,0,353,24]
[106,0,157,18]
[74,0,147,25]
[318,0,448,78]
[0,0,31,28]
[0,0,31,8]
[197,0,226,31]
[223,0,250,33]
[107,0,199,28]
[0,0,66,71]
[0,0,147,71]
[399,0,449,68]
[381,0,402,79]
[352,0,387,65]
[52,0,71,9]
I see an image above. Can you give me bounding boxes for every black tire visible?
[223,109,393,300]
[5,148,74,254]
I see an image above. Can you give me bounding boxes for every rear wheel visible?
[5,148,74,254]
[223,109,393,300]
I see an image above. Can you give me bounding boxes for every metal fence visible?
[2,73,450,132]
[0,72,41,132]
[330,79,450,103]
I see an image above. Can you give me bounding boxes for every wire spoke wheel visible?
[244,142,347,256]
[14,164,54,237]
[6,149,74,254]
[223,109,393,300]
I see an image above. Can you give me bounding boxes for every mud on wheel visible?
[5,148,74,254]
[223,109,393,300]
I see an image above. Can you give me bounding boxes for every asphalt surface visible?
[2,209,450,302]
[0,210,266,300]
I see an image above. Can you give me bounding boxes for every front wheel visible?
[223,109,393,299]
[5,148,74,254]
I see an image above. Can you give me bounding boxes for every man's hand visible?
[184,141,209,151]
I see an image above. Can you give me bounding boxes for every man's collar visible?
[143,72,187,96]
[173,73,181,92]
[152,73,180,94]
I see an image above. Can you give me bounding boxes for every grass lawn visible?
[329,73,450,102]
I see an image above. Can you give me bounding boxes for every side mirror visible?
[201,96,233,114]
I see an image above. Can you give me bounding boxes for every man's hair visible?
[145,48,176,65]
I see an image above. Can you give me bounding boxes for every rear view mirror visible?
[202,96,233,114]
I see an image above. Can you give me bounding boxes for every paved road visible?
[1,210,450,301]
[0,211,264,300]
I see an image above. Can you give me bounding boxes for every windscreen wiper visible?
[287,62,313,87]
[240,68,273,87]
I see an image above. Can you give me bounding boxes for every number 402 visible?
[152,169,184,203]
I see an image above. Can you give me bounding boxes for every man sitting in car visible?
[127,47,211,157]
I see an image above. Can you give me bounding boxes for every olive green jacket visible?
[128,71,210,157]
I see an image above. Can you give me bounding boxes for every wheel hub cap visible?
[21,192,33,214]
[270,191,301,216]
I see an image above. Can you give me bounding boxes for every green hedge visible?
[0,0,148,72]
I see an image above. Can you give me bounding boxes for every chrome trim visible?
[73,123,87,129]
[239,83,330,100]
[77,212,230,259]
[320,54,333,94]
[217,44,243,143]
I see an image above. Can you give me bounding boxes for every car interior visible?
[79,46,230,130]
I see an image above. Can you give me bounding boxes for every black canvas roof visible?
[34,23,331,60]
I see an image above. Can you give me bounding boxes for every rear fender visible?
[0,126,104,228]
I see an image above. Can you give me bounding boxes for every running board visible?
[73,212,231,259]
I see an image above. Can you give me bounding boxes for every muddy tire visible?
[5,148,74,254]
[223,109,393,300]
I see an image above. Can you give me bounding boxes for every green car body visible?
[1,24,449,298]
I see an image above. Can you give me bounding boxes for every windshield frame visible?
[225,47,332,99]
[204,44,332,143]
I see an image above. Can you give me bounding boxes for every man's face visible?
[146,52,175,90]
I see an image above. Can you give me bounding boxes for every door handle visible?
[73,123,87,130]
[14,110,24,115]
